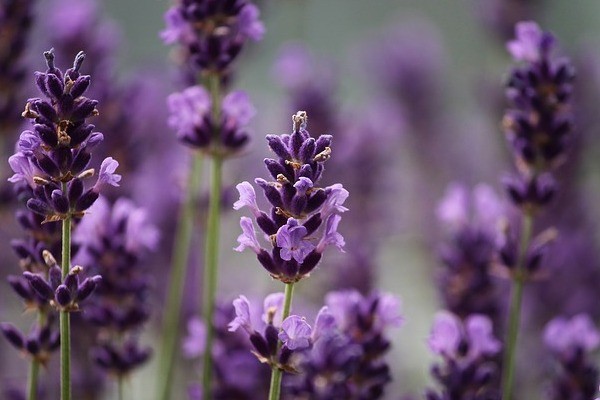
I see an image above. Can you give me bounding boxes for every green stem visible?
[268,283,295,400]
[27,310,46,400]
[156,153,203,400]
[201,155,223,398]
[60,211,72,400]
[118,376,124,400]
[501,213,533,400]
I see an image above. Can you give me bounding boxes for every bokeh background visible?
[3,0,600,398]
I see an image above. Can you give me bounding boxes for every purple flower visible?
[183,317,206,358]
[93,157,121,192]
[8,153,38,187]
[279,315,312,350]
[507,21,555,63]
[228,295,253,334]
[233,182,261,217]
[234,217,262,254]
[544,314,600,357]
[222,90,256,126]
[167,86,211,139]
[311,306,337,342]
[262,292,284,326]
[316,214,345,253]
[160,7,194,45]
[237,4,266,41]
[320,184,349,218]
[276,218,314,263]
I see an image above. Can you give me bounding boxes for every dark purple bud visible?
[256,179,283,208]
[51,190,69,214]
[23,272,53,300]
[266,135,292,160]
[36,153,60,177]
[69,124,94,146]
[264,158,288,180]
[77,276,102,302]
[256,212,278,235]
[10,240,30,259]
[8,276,34,300]
[49,266,62,290]
[71,150,91,175]
[265,324,279,356]
[314,135,332,155]
[302,213,322,235]
[298,137,316,164]
[249,332,270,359]
[257,250,278,275]
[35,123,58,147]
[290,131,303,159]
[298,251,322,276]
[32,100,57,122]
[45,73,64,99]
[55,285,72,307]
[25,337,40,355]
[71,99,98,121]
[75,189,99,212]
[67,178,84,204]
[70,76,90,98]
[279,346,293,365]
[0,324,24,350]
[64,271,79,296]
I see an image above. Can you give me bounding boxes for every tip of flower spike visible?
[73,51,86,72]
[43,48,55,69]
[292,111,308,132]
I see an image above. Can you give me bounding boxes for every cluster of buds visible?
[426,311,502,400]
[1,316,60,366]
[161,0,264,76]
[234,112,348,283]
[8,50,121,223]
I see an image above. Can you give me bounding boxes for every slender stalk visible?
[268,282,295,400]
[201,155,222,397]
[27,309,46,400]
[156,153,203,400]
[118,376,124,400]
[27,356,40,400]
[60,208,72,400]
[200,72,223,399]
[501,213,533,400]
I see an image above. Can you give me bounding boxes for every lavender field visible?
[1,1,600,399]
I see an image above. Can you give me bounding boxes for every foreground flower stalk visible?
[267,282,294,400]
[498,22,575,399]
[59,209,72,400]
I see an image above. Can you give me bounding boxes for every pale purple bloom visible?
[311,306,337,342]
[279,315,312,350]
[93,157,121,191]
[234,217,262,254]
[428,311,500,361]
[115,199,160,253]
[428,311,462,357]
[8,153,38,187]
[544,314,600,356]
[507,21,555,62]
[183,317,206,358]
[160,7,194,45]
[324,290,363,331]
[167,86,211,136]
[237,4,266,41]
[222,91,256,126]
[375,293,404,329]
[316,214,345,253]
[436,183,469,228]
[319,184,349,218]
[17,131,41,155]
[228,295,254,334]
[276,218,315,263]
[262,292,284,326]
[233,181,261,217]
[294,177,313,195]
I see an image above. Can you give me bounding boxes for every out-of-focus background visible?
[3,0,600,398]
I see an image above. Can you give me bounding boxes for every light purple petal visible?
[276,219,314,263]
[279,315,312,350]
[233,181,260,216]
[182,317,206,358]
[312,306,337,342]
[262,292,285,326]
[316,214,345,253]
[428,311,461,357]
[160,7,195,45]
[465,315,501,358]
[320,184,349,218]
[222,91,256,126]
[436,183,468,228]
[94,157,121,191]
[237,4,265,41]
[234,217,261,254]
[228,295,253,333]
[375,293,404,329]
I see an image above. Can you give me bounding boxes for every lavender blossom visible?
[167,86,255,155]
[161,0,264,77]
[426,311,502,400]
[543,314,600,399]
[73,197,157,376]
[10,50,121,222]
[233,111,348,283]
[436,183,506,328]
[286,290,402,399]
